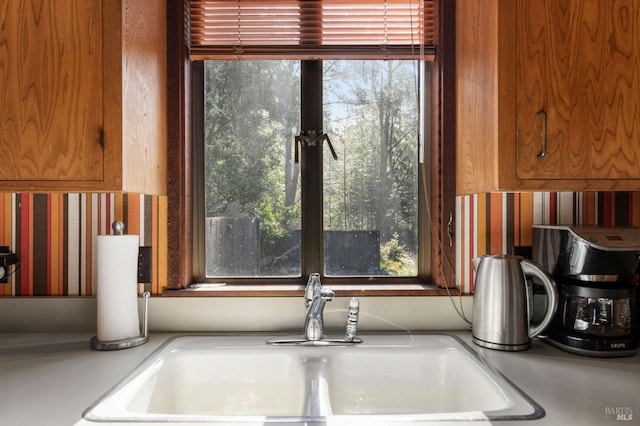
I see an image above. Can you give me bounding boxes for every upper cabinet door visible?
[456,0,640,194]
[0,0,104,181]
[517,0,640,180]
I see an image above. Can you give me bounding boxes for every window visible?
[173,0,455,288]
[201,58,422,279]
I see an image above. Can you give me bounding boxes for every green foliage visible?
[254,167,301,254]
[203,61,301,265]
[380,234,418,276]
[323,61,419,253]
[203,59,420,276]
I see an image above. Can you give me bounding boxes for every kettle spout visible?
[472,257,481,272]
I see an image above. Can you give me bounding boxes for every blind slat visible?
[189,0,436,60]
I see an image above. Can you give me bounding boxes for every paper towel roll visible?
[96,235,140,342]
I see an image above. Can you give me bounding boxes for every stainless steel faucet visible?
[304,273,322,308]
[266,273,362,345]
[304,287,335,341]
[303,273,334,341]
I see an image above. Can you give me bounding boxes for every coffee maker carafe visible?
[533,225,640,357]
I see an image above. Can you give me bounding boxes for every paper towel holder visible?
[91,290,150,350]
[91,221,151,351]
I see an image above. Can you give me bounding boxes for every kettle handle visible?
[521,259,558,338]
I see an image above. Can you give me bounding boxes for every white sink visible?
[81,334,543,424]
[325,348,510,415]
[128,350,306,417]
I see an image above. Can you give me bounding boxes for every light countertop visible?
[0,332,638,426]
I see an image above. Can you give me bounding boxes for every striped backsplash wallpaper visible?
[456,191,640,293]
[1,190,637,297]
[0,193,167,297]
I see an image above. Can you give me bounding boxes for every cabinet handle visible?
[536,111,547,159]
[447,211,454,247]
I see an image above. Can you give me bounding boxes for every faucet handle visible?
[304,273,322,307]
[344,297,359,342]
[318,287,335,300]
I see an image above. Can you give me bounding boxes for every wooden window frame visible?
[165,0,456,294]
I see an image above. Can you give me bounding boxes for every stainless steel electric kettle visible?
[472,254,558,351]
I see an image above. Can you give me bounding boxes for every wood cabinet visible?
[0,0,166,194]
[456,0,640,194]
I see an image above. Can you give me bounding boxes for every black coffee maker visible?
[533,225,639,357]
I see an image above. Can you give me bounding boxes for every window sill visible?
[162,284,460,297]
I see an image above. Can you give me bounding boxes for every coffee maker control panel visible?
[533,225,640,277]
[565,226,640,250]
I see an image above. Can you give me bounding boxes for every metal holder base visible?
[90,291,150,351]
[90,335,149,351]
[266,335,363,346]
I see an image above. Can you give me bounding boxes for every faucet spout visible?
[304,273,322,308]
[304,288,334,341]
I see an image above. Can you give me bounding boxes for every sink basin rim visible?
[82,333,545,423]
